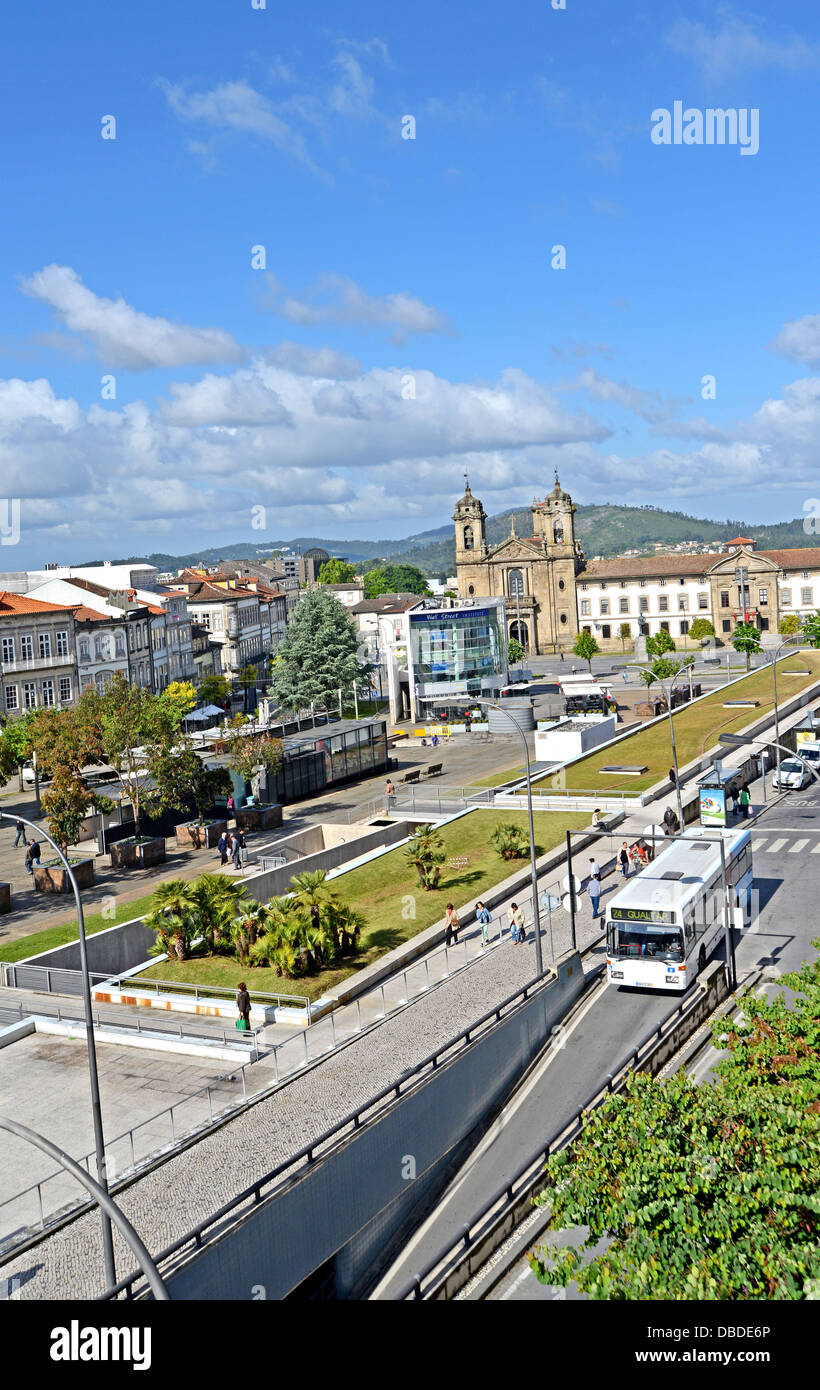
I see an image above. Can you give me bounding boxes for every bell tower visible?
[453,476,487,563]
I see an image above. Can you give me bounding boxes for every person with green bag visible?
[236,981,251,1032]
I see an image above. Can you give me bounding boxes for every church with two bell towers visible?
[453,474,584,655]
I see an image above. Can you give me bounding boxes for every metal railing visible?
[0,997,259,1051]
[2,962,309,1012]
[99,964,564,1300]
[391,981,712,1300]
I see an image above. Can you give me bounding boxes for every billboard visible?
[699,786,727,827]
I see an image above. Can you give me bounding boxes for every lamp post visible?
[768,634,802,784]
[430,695,544,975]
[0,810,116,1288]
[0,1117,168,1300]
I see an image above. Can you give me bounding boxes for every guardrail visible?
[99,963,567,1300]
[2,962,310,1013]
[0,997,260,1051]
[390,981,714,1300]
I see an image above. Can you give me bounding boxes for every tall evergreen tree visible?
[272,590,372,712]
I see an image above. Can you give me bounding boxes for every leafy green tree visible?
[507,637,526,666]
[529,943,820,1300]
[800,610,820,647]
[688,617,715,643]
[160,681,197,728]
[363,564,430,599]
[403,824,446,890]
[645,630,676,658]
[618,623,631,651]
[490,822,528,861]
[272,589,372,713]
[197,674,230,706]
[732,620,761,670]
[0,709,45,787]
[225,731,283,803]
[148,740,232,823]
[75,676,176,840]
[40,767,96,855]
[572,630,599,671]
[318,558,357,584]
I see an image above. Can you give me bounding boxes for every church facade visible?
[453,477,820,654]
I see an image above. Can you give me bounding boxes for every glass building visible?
[267,718,389,804]
[408,599,507,719]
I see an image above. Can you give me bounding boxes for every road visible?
[374,770,819,1300]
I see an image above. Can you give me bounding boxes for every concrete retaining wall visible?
[161,951,585,1301]
[9,916,157,977]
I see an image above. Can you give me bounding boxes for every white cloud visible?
[263,271,454,342]
[261,341,362,379]
[159,78,320,171]
[161,372,291,427]
[768,314,820,370]
[561,368,685,424]
[665,12,820,79]
[20,265,244,371]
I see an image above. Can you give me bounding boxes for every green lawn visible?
[138,808,589,1002]
[0,887,173,964]
[509,656,820,795]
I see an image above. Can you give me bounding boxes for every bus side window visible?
[684,912,695,943]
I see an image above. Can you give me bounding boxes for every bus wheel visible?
[698,946,706,974]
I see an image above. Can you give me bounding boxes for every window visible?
[580,600,590,616]
[560,613,567,624]
[78,639,89,661]
[679,578,685,586]
[115,635,125,657]
[639,596,649,613]
[38,632,51,659]
[23,682,37,709]
[467,584,475,596]
[678,596,688,612]
[781,589,791,607]
[600,600,610,616]
[558,578,565,591]
[698,592,709,610]
[802,570,810,580]
[601,625,611,639]
[508,569,524,597]
[600,582,608,590]
[582,625,591,634]
[802,587,812,605]
[1,636,13,663]
[619,597,629,614]
[722,619,731,634]
[639,579,646,588]
[20,635,33,660]
[4,685,18,711]
[620,581,626,589]
[660,621,670,632]
[659,595,669,612]
[658,578,666,587]
[580,584,588,592]
[59,676,72,703]
[680,620,689,635]
[760,617,769,632]
[758,587,768,607]
[720,590,730,608]
[56,630,69,657]
[41,679,55,707]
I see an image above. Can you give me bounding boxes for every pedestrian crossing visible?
[752,833,820,855]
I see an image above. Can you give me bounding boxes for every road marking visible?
[753,839,766,852]
[812,842,820,854]
[788,838,810,853]
[765,838,787,854]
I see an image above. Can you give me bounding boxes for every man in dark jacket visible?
[14,819,26,847]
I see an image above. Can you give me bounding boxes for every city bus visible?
[605,826,753,992]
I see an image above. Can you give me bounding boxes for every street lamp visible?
[0,810,117,1287]
[431,695,543,976]
[0,1117,169,1300]
[718,732,820,787]
[640,659,694,829]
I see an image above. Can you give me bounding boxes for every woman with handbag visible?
[444,903,460,947]
[236,981,251,1032]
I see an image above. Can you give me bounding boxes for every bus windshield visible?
[609,925,685,963]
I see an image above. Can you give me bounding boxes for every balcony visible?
[2,652,73,672]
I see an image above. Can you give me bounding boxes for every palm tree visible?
[403,824,446,890]
[187,873,238,952]
[290,869,339,954]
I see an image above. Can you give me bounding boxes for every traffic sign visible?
[562,874,581,893]
[561,894,574,913]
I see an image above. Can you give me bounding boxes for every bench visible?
[401,769,421,785]
[426,763,443,777]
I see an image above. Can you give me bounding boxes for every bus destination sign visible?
[611,907,676,925]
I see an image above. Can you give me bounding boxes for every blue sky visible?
[3,0,820,563]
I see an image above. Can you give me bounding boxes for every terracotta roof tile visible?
[0,590,77,615]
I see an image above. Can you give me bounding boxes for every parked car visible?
[771,758,813,791]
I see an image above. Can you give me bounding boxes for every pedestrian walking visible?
[385,777,395,809]
[618,842,631,877]
[662,805,678,836]
[571,664,577,675]
[476,900,492,948]
[25,838,41,875]
[236,981,251,1032]
[509,901,525,944]
[587,872,602,922]
[233,830,246,870]
[740,784,752,819]
[559,651,564,663]
[729,784,740,817]
[217,831,228,866]
[226,794,235,818]
[13,818,25,847]
[621,670,629,685]
[444,902,460,947]
[589,856,601,879]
